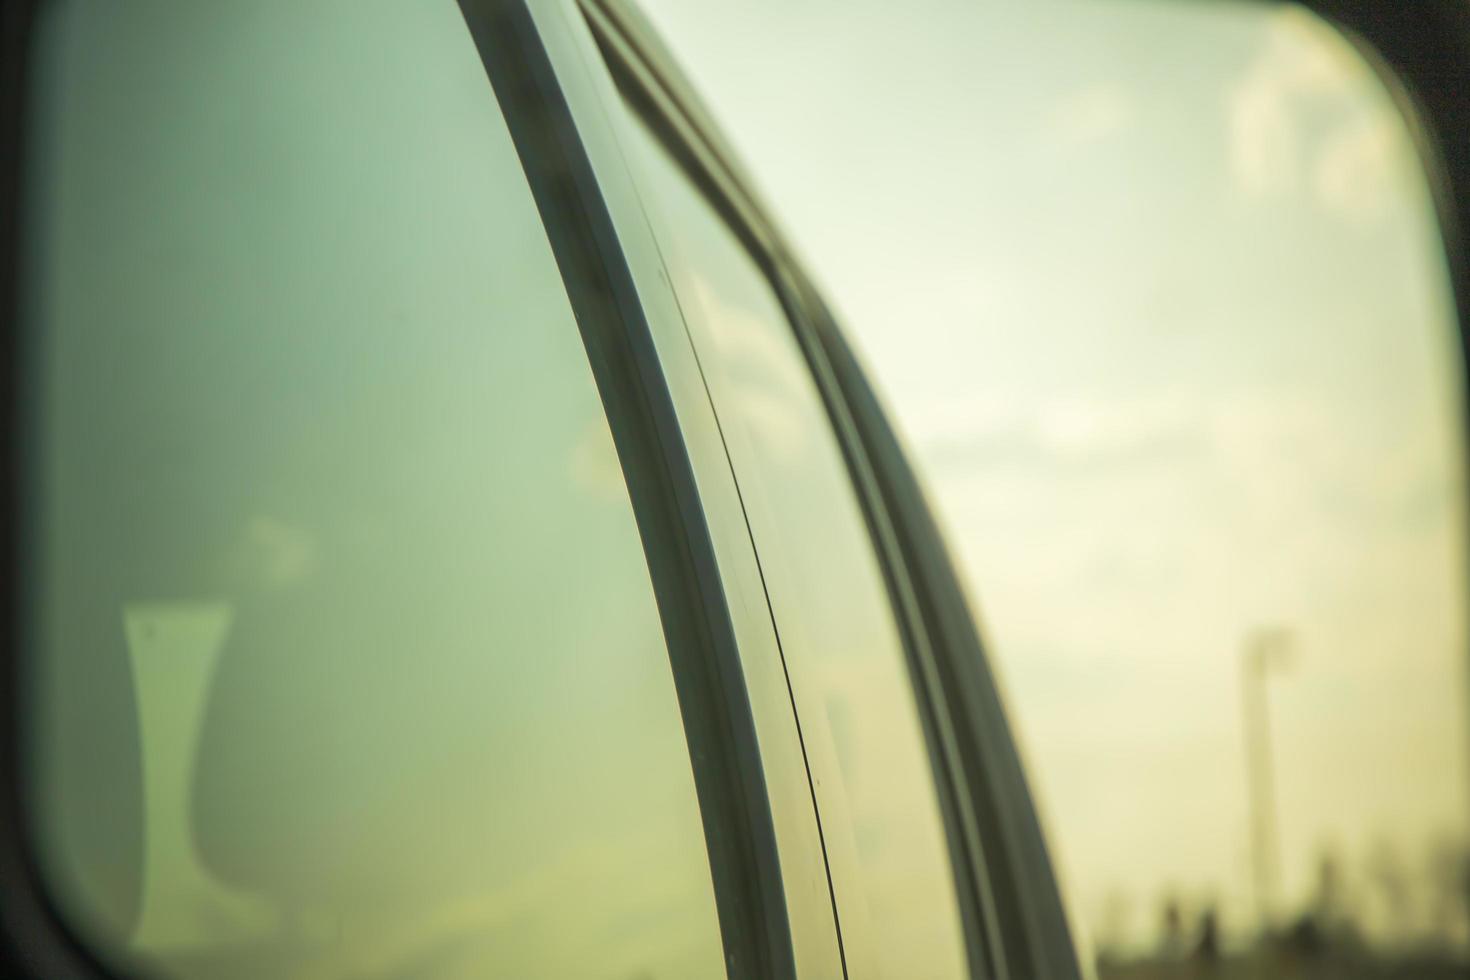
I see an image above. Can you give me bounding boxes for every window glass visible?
[616,110,970,979]
[19,3,726,979]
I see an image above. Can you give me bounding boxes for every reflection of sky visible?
[637,0,1469,947]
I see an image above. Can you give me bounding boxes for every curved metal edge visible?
[573,1,1051,977]
[807,304,1085,980]
[570,13,1004,980]
[775,278,1022,980]
[456,3,797,978]
[539,2,849,975]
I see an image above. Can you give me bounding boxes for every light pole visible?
[1242,627,1292,939]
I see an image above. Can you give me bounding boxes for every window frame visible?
[1,2,1468,980]
[500,4,856,978]
[455,5,798,976]
[568,3,1062,977]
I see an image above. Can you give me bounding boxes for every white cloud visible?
[1035,396,1196,463]
[1225,6,1395,213]
[1314,112,1401,223]
[912,392,1203,475]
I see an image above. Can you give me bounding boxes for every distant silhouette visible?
[1159,895,1186,958]
[1191,908,1220,962]
[1281,914,1326,958]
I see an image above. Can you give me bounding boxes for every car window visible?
[18,2,726,978]
[612,105,972,980]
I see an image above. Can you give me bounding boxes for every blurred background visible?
[633,0,1470,975]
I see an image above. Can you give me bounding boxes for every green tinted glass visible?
[20,2,725,978]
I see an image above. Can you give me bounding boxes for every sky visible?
[634,0,1470,950]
